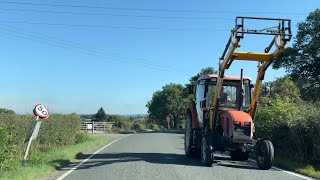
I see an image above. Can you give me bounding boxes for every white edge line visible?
[56,135,131,180]
[248,159,314,180]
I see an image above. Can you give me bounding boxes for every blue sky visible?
[0,0,318,114]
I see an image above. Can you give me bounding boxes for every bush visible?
[255,96,320,166]
[148,123,160,130]
[75,133,91,144]
[0,123,13,170]
[0,114,82,169]
[131,123,146,131]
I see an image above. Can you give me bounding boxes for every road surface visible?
[50,131,312,180]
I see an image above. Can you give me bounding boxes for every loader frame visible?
[209,16,292,130]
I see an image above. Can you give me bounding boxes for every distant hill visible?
[80,114,148,120]
[119,114,148,118]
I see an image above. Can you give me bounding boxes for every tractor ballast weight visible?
[184,17,292,169]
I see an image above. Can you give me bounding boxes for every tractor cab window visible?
[220,86,237,105]
[206,80,251,109]
[219,80,251,109]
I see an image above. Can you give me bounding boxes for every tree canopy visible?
[0,108,15,115]
[146,67,217,127]
[146,83,191,127]
[272,76,301,102]
[273,9,320,101]
[93,107,107,121]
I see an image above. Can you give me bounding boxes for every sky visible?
[0,0,318,115]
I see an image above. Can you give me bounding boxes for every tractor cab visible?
[195,74,253,126]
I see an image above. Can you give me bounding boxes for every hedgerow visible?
[0,114,83,170]
[255,96,320,167]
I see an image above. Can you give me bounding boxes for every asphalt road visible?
[52,131,312,180]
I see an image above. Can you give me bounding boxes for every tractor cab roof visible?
[198,74,252,81]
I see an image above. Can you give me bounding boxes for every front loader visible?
[184,17,292,169]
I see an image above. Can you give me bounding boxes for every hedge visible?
[0,114,81,170]
[255,96,320,167]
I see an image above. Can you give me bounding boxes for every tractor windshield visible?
[207,80,251,109]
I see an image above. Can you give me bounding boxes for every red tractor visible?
[184,17,292,169]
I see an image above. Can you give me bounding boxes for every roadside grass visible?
[0,135,108,180]
[274,157,320,179]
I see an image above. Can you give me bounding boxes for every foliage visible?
[75,133,91,144]
[93,107,107,122]
[189,67,217,85]
[273,9,320,101]
[0,123,12,170]
[0,114,82,170]
[146,83,191,127]
[0,135,107,180]
[272,76,301,102]
[255,96,320,166]
[131,123,146,131]
[0,108,15,115]
[147,123,160,130]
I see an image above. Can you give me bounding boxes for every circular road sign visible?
[33,104,50,119]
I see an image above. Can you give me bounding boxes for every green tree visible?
[93,107,107,122]
[146,83,191,128]
[273,9,320,101]
[272,76,301,102]
[0,108,15,115]
[189,67,217,85]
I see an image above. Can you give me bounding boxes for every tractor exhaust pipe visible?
[239,69,244,110]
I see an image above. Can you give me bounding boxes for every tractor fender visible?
[187,102,199,129]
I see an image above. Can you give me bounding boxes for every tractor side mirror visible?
[250,84,254,89]
[187,84,195,94]
[200,99,206,109]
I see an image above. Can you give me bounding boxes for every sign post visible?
[166,116,171,130]
[22,104,49,167]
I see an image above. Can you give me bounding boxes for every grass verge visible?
[274,157,320,179]
[0,134,108,180]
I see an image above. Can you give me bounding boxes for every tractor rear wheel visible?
[256,140,274,170]
[185,113,195,157]
[201,136,214,166]
[230,150,249,161]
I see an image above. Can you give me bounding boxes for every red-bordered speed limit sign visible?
[33,104,50,119]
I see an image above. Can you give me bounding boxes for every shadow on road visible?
[56,152,268,172]
[138,130,184,134]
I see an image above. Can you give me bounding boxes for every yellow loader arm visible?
[210,17,292,130]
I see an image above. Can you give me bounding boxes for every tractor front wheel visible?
[256,140,274,170]
[201,136,214,166]
[185,113,196,157]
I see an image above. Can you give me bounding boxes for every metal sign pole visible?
[22,116,39,167]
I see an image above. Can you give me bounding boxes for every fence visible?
[80,121,115,134]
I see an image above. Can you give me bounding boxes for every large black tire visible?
[230,150,249,161]
[201,136,214,166]
[184,113,194,157]
[256,140,274,170]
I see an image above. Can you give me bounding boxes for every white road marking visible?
[248,159,313,180]
[56,135,131,180]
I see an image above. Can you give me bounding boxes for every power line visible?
[0,28,180,73]
[0,25,195,75]
[0,8,234,20]
[0,20,228,31]
[0,1,307,15]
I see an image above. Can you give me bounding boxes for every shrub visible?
[255,96,320,166]
[131,123,146,131]
[148,123,160,130]
[0,114,82,169]
[75,133,91,144]
[0,123,12,170]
